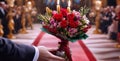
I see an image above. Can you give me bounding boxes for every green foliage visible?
[79,7,89,16]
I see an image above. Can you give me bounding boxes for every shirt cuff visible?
[33,46,39,61]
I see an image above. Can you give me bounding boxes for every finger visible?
[47,48,57,51]
[43,51,65,61]
[50,54,65,61]
[46,51,65,61]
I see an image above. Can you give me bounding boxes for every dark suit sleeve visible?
[0,37,35,61]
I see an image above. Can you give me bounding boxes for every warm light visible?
[68,0,71,7]
[67,0,71,13]
[57,5,60,13]
[27,1,32,10]
[57,0,60,5]
[57,0,60,13]
[95,0,102,10]
[28,1,32,5]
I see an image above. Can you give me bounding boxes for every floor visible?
[10,24,120,61]
[84,26,120,61]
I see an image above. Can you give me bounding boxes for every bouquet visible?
[38,7,90,61]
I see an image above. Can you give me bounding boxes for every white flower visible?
[83,15,90,24]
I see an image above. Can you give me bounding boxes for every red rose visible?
[52,28,57,34]
[48,27,57,34]
[83,28,88,33]
[83,29,88,33]
[67,13,75,20]
[60,8,68,17]
[60,20,67,28]
[43,26,49,29]
[69,20,79,28]
[53,13,63,22]
[83,25,91,33]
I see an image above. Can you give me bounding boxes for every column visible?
[117,0,120,5]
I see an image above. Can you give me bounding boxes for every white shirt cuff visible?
[33,46,39,61]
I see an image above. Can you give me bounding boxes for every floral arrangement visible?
[38,7,91,42]
[38,6,90,61]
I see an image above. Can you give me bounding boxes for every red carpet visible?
[32,32,96,61]
[32,32,45,46]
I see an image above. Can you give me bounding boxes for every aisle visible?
[11,24,120,61]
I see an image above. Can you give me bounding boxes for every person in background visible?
[0,2,9,37]
[60,0,67,8]
[44,0,56,10]
[100,6,113,34]
[108,6,117,40]
[13,6,22,33]
[115,5,120,44]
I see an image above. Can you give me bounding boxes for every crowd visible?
[1,0,120,42]
[0,1,37,38]
[95,5,120,43]
[0,1,65,61]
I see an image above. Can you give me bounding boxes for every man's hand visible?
[37,46,65,61]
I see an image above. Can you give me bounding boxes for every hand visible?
[37,46,65,61]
